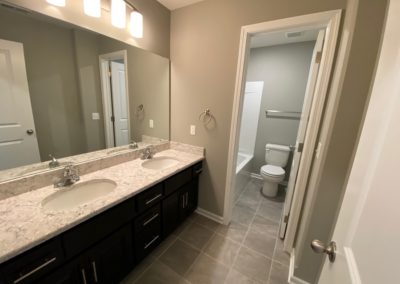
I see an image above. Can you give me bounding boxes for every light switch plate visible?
[190,125,196,135]
[92,113,100,120]
[149,119,154,128]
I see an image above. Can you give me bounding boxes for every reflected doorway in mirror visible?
[99,50,131,148]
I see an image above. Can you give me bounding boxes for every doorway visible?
[224,10,342,255]
[99,50,130,148]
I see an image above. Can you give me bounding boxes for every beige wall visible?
[294,0,388,282]
[171,0,387,282]
[171,0,347,217]
[0,8,87,160]
[73,30,106,152]
[7,0,170,58]
[246,42,315,173]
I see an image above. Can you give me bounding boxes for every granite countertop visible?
[0,148,204,264]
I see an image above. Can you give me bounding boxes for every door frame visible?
[223,10,342,253]
[99,50,130,148]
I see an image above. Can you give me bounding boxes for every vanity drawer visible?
[134,221,162,261]
[136,184,163,213]
[192,162,203,176]
[62,198,136,259]
[0,239,64,284]
[134,204,161,233]
[164,168,192,196]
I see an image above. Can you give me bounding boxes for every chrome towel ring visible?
[198,109,213,124]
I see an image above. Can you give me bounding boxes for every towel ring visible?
[198,109,213,124]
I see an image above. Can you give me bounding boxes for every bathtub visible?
[234,152,253,201]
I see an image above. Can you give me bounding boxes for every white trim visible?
[195,207,224,224]
[249,173,263,180]
[293,0,359,268]
[283,11,342,253]
[344,247,362,284]
[289,250,311,284]
[223,12,343,258]
[98,50,131,148]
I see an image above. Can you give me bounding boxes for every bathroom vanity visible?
[0,146,203,284]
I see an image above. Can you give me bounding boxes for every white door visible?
[318,1,399,283]
[110,61,129,146]
[0,39,40,170]
[279,29,325,238]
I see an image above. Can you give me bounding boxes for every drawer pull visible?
[92,261,98,283]
[81,268,87,284]
[195,168,203,174]
[145,193,162,205]
[13,257,57,284]
[143,213,159,227]
[144,235,160,249]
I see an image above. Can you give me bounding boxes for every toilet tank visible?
[265,143,291,167]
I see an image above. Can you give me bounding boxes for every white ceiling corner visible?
[157,0,205,10]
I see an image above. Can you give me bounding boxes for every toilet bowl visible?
[260,165,285,197]
[260,144,290,197]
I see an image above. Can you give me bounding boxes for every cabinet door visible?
[87,225,134,284]
[162,191,180,237]
[179,180,199,220]
[186,179,199,214]
[39,259,83,284]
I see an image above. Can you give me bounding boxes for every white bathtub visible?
[236,152,253,174]
[234,152,253,201]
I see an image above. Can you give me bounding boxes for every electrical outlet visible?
[92,113,100,120]
[190,125,196,135]
[149,119,154,128]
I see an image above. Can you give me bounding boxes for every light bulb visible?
[47,0,65,7]
[84,0,101,17]
[111,0,126,28]
[130,11,143,38]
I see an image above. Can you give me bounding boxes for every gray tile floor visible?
[121,178,289,284]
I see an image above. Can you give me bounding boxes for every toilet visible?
[260,143,290,197]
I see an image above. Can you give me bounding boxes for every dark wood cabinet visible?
[85,225,134,284]
[0,161,202,284]
[162,191,180,237]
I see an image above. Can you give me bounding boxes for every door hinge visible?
[297,143,304,153]
[284,214,290,223]
[315,51,322,63]
[111,116,115,122]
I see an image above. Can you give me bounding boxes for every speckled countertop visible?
[0,148,204,264]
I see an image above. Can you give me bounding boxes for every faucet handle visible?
[130,140,138,149]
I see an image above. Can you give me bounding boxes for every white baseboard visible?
[195,207,224,224]
[289,249,310,284]
[250,173,263,180]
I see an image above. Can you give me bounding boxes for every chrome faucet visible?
[48,154,60,168]
[141,146,155,160]
[129,140,139,149]
[54,165,80,188]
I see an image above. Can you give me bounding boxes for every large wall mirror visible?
[0,3,170,180]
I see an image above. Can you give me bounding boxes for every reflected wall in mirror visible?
[0,3,170,175]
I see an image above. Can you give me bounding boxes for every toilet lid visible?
[261,165,285,176]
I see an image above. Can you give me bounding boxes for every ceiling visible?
[157,0,205,10]
[250,29,320,48]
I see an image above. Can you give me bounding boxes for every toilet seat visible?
[260,165,285,177]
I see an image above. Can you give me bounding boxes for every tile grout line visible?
[228,191,267,283]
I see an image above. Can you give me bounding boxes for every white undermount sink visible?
[42,179,117,211]
[141,156,179,170]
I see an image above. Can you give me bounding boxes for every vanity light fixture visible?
[111,0,126,28]
[84,0,101,17]
[130,11,143,38]
[47,0,65,7]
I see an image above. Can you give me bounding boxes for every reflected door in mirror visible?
[110,61,129,146]
[0,39,40,170]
